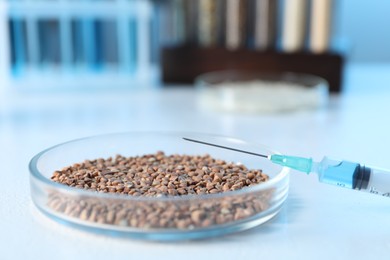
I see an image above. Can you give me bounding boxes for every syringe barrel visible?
[356,166,390,197]
[317,157,358,189]
[317,157,390,197]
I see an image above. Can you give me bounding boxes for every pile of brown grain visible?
[49,152,271,229]
[51,151,269,196]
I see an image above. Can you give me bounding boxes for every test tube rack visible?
[0,0,158,90]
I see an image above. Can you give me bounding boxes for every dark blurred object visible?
[162,47,343,92]
[159,0,344,92]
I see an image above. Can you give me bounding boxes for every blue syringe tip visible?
[270,154,313,173]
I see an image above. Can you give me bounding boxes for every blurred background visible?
[1,0,390,144]
[3,1,390,258]
[0,0,389,91]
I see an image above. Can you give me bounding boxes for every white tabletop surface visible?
[1,63,390,260]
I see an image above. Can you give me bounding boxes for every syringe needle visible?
[182,138,268,158]
[183,137,315,173]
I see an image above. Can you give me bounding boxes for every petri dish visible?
[29,132,289,240]
[195,70,329,113]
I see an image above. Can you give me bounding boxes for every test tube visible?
[171,0,186,44]
[183,0,197,44]
[225,0,247,50]
[309,0,332,53]
[253,0,277,50]
[198,0,219,47]
[281,0,308,52]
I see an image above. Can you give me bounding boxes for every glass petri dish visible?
[195,70,329,113]
[29,132,289,240]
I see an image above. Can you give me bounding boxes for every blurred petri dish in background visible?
[195,70,329,113]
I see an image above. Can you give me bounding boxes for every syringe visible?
[183,138,390,197]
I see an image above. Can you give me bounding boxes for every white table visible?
[1,63,390,260]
